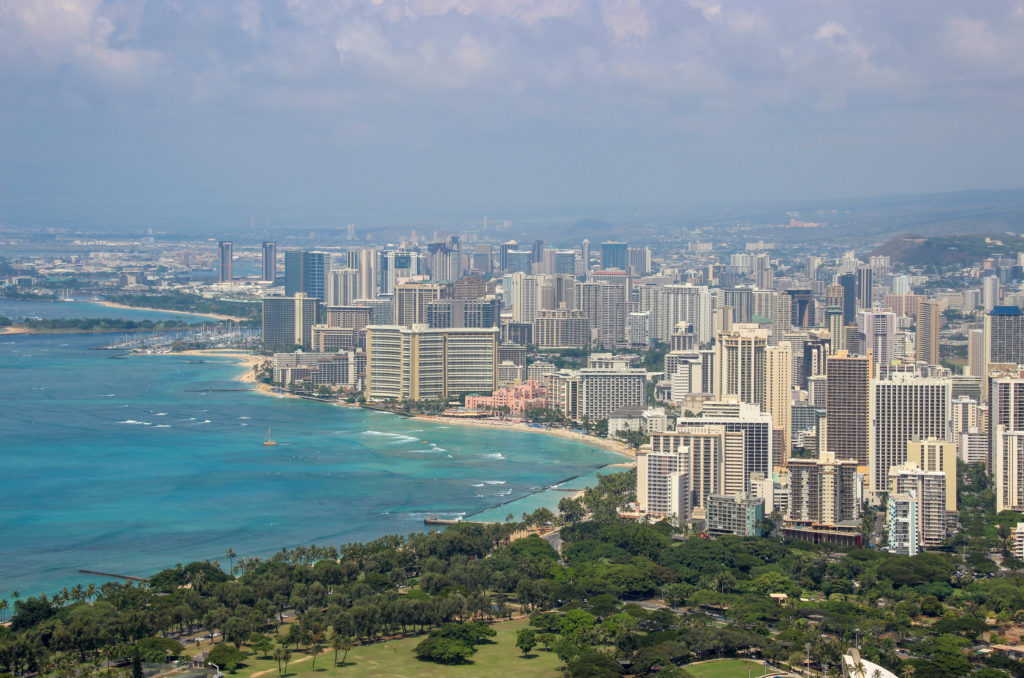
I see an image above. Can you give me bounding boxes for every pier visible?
[78,569,147,582]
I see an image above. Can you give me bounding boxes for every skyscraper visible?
[870,374,952,493]
[218,241,233,283]
[765,341,793,464]
[262,294,320,351]
[326,268,359,308]
[985,306,1024,367]
[838,273,857,324]
[284,250,327,300]
[826,351,872,466]
[261,241,277,282]
[858,310,896,365]
[916,300,941,366]
[785,289,814,327]
[600,241,628,270]
[714,330,768,407]
[857,266,873,309]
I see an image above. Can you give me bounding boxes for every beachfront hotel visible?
[364,324,498,401]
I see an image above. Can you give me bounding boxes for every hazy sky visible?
[2,0,1023,226]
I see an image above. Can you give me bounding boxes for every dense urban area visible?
[4,215,1024,678]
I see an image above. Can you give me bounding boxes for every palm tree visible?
[226,548,236,575]
[0,599,8,624]
[86,583,97,602]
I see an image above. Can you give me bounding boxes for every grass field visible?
[232,618,561,678]
[683,658,775,678]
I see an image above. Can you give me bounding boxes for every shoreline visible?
[93,300,247,323]
[408,413,636,460]
[146,351,635,523]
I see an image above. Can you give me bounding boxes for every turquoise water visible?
[0,315,621,600]
[0,299,222,323]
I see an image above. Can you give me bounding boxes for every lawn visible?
[232,618,561,678]
[683,658,775,678]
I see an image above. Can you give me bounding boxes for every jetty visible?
[78,569,147,582]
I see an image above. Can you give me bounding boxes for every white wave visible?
[239,416,251,419]
[200,419,211,424]
[499,488,513,496]
[484,452,506,459]
[154,412,167,416]
[409,448,439,454]
[119,420,150,425]
[154,424,171,428]
[363,430,419,443]
[482,480,506,485]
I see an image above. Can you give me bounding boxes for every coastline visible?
[152,350,635,522]
[93,300,247,323]
[408,414,636,460]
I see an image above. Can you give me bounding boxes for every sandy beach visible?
[94,300,248,323]
[0,326,32,334]
[409,414,637,460]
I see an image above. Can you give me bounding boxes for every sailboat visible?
[263,427,278,446]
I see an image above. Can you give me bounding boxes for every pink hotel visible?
[465,380,548,415]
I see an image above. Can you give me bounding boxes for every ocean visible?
[0,301,622,600]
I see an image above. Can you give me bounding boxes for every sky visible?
[1,0,1023,228]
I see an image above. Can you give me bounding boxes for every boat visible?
[263,427,278,446]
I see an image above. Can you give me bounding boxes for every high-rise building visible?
[870,375,952,493]
[983,275,1000,311]
[858,310,896,366]
[825,306,845,353]
[262,294,320,351]
[676,402,773,494]
[916,300,941,366]
[786,289,815,327]
[627,247,652,276]
[326,268,359,308]
[888,464,947,547]
[786,452,861,526]
[906,438,957,512]
[825,283,844,313]
[285,250,327,300]
[395,282,448,327]
[770,294,792,347]
[554,251,576,275]
[967,328,985,377]
[714,330,768,407]
[765,341,793,464]
[838,273,857,325]
[706,493,764,537]
[581,239,591,272]
[985,306,1024,368]
[218,241,233,283]
[364,325,498,401]
[578,368,647,420]
[991,370,1024,511]
[826,352,873,466]
[887,492,919,555]
[857,266,873,309]
[645,427,735,515]
[600,241,628,270]
[721,287,754,323]
[499,240,519,272]
[261,241,276,282]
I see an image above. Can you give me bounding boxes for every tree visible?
[516,628,537,656]
[225,548,236,575]
[208,644,245,674]
[414,636,476,664]
[331,634,352,667]
[282,648,292,676]
[309,642,323,671]
[131,648,143,678]
[272,647,284,676]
